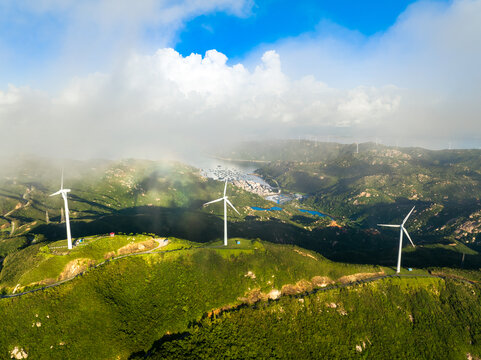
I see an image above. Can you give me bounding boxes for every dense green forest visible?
[0,240,382,359]
[224,141,481,245]
[137,277,481,360]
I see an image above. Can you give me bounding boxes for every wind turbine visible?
[203,181,240,246]
[50,171,73,250]
[378,206,416,274]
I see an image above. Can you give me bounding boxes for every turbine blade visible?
[402,206,415,226]
[226,199,240,215]
[403,227,415,247]
[50,190,62,197]
[203,197,224,207]
[378,224,401,228]
[224,180,227,197]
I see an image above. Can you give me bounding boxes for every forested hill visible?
[221,141,481,246]
[135,276,481,360]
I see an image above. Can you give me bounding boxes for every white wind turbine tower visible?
[378,206,416,274]
[50,171,73,250]
[203,181,240,246]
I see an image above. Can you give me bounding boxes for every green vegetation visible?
[2,148,481,271]
[0,234,154,291]
[1,146,481,359]
[138,277,481,359]
[0,240,381,359]
[0,236,27,258]
[223,141,481,251]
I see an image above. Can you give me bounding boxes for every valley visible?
[1,141,481,359]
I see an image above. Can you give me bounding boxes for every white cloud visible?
[244,0,481,147]
[1,0,480,158]
[261,0,481,93]
[0,49,402,159]
[1,0,253,86]
[337,87,401,123]
[21,0,252,25]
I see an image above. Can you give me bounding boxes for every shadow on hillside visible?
[349,199,433,228]
[32,206,221,243]
[30,204,481,269]
[290,215,318,225]
[128,331,191,359]
[403,246,479,269]
[69,194,114,212]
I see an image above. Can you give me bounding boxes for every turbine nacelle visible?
[377,206,416,248]
[50,189,71,197]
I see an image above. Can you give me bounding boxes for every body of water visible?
[299,209,333,219]
[251,206,283,211]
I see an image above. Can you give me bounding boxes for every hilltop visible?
[2,149,481,276]
[0,238,383,359]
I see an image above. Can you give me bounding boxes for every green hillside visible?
[1,149,481,359]
[140,276,481,359]
[0,239,381,359]
[2,150,481,280]
[224,141,481,245]
[0,234,157,292]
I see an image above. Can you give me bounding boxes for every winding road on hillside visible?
[0,237,170,299]
[1,237,476,301]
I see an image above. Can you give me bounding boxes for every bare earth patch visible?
[10,346,28,359]
[293,249,318,261]
[311,276,334,287]
[281,279,314,295]
[117,239,156,255]
[239,289,268,304]
[104,251,115,260]
[238,272,380,307]
[329,220,342,228]
[58,258,95,281]
[337,271,385,284]
[267,289,281,300]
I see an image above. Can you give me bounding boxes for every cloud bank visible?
[0,49,402,159]
[1,0,480,161]
[252,0,481,147]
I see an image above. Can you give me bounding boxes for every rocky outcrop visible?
[10,347,28,359]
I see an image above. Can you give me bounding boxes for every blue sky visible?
[0,0,451,86]
[174,0,430,60]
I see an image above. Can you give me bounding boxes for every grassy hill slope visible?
[0,240,380,359]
